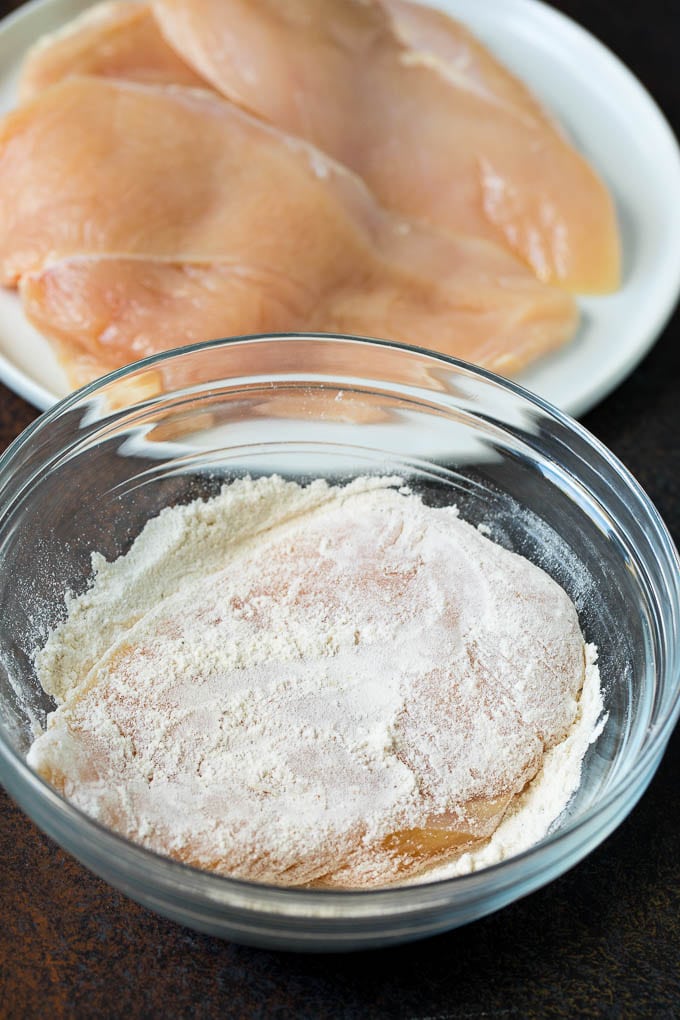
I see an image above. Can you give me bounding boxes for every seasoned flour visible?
[28,476,604,887]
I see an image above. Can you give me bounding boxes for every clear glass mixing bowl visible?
[0,335,678,951]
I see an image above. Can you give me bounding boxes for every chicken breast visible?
[383,0,559,129]
[19,0,206,100]
[20,244,577,389]
[152,0,620,292]
[28,477,586,888]
[0,77,577,385]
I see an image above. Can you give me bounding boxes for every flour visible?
[413,642,605,883]
[28,475,604,888]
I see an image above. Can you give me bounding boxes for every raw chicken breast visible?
[383,0,559,129]
[19,1,206,100]
[20,245,577,387]
[152,0,620,292]
[0,77,576,384]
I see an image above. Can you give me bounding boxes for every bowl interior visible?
[0,337,661,814]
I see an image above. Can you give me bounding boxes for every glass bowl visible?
[0,334,678,952]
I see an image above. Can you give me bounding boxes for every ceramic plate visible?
[1,0,679,415]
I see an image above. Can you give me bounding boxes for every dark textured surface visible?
[1,0,679,1016]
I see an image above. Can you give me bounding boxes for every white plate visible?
[1,0,679,416]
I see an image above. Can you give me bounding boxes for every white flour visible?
[28,475,604,888]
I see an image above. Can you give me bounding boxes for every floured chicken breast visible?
[0,77,576,387]
[28,477,589,888]
[150,0,620,292]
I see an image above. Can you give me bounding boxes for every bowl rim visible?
[1,331,679,908]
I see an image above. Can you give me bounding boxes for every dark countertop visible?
[1,1,678,1016]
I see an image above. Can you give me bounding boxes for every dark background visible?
[1,1,678,1016]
